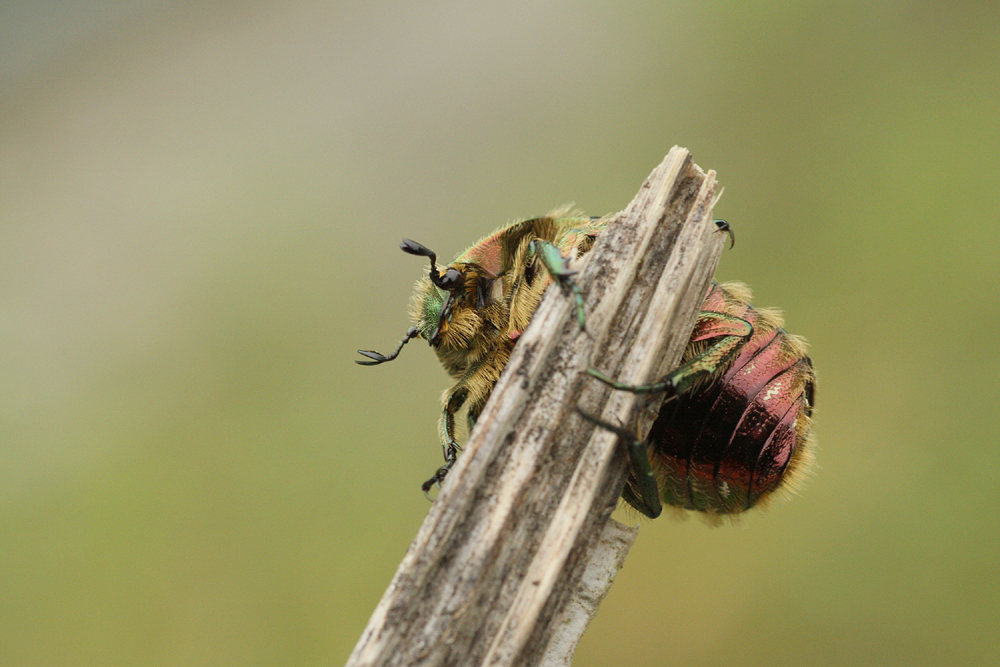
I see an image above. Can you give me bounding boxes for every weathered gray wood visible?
[537,518,639,667]
[346,148,724,667]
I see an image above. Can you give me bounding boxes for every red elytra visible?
[640,283,815,515]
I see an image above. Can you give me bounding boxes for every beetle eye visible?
[437,267,464,291]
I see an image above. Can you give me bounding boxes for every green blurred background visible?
[2,2,998,665]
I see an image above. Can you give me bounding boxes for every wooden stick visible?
[347,147,724,667]
[537,518,638,667]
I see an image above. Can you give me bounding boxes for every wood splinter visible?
[347,147,724,667]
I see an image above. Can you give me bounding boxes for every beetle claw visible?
[421,466,447,499]
[714,219,735,249]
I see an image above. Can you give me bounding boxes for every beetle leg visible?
[422,447,459,498]
[577,409,662,519]
[422,386,468,496]
[529,239,587,330]
[714,219,735,249]
[588,312,752,396]
[439,387,467,458]
[586,367,670,394]
[663,311,752,394]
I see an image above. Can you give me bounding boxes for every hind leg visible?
[577,410,662,518]
[588,312,752,397]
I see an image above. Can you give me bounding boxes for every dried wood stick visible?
[537,518,638,666]
[347,147,724,667]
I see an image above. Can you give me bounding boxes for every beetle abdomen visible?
[648,283,815,514]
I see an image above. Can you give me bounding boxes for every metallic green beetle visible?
[358,209,815,517]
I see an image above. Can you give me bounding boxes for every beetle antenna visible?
[356,326,421,365]
[400,238,465,291]
[400,238,437,267]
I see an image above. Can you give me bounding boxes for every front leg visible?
[422,386,469,495]
[529,239,587,330]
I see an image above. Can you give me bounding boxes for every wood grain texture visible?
[537,518,638,667]
[347,148,724,667]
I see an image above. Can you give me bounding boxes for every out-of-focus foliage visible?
[2,2,998,665]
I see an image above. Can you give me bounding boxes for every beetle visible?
[357,208,815,517]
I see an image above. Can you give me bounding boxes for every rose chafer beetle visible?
[357,208,815,518]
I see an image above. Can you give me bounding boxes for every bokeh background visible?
[3,2,998,665]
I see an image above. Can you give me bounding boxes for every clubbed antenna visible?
[400,239,464,291]
[356,326,421,366]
